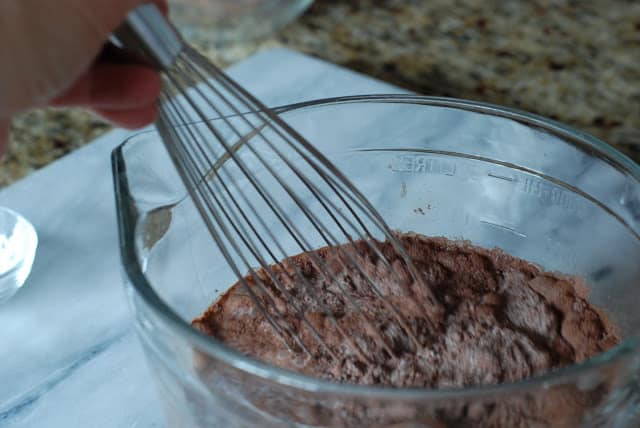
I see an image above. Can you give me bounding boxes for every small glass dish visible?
[113,95,640,427]
[168,0,314,43]
[0,207,37,303]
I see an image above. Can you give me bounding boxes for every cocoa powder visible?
[192,233,620,426]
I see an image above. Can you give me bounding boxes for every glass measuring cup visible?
[113,95,640,427]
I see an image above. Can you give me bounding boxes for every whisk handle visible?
[109,4,183,70]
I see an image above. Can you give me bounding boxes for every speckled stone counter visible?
[2,0,639,187]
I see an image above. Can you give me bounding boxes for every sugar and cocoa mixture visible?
[193,233,619,388]
[192,233,620,426]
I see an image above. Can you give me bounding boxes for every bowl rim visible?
[112,94,640,399]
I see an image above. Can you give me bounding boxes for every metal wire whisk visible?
[112,5,432,361]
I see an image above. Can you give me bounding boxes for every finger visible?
[51,64,162,111]
[93,104,159,129]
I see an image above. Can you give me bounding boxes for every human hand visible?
[0,0,168,153]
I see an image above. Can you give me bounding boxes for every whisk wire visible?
[175,50,423,351]
[158,97,313,355]
[159,91,342,360]
[183,50,434,327]
[161,50,430,360]
[162,65,376,362]
[167,53,420,357]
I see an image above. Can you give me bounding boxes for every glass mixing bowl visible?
[112,95,640,427]
[168,0,314,43]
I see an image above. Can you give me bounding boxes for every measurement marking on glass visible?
[391,155,456,176]
[487,172,515,182]
[518,176,579,212]
[480,220,528,238]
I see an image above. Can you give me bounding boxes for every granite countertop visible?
[2,0,639,187]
